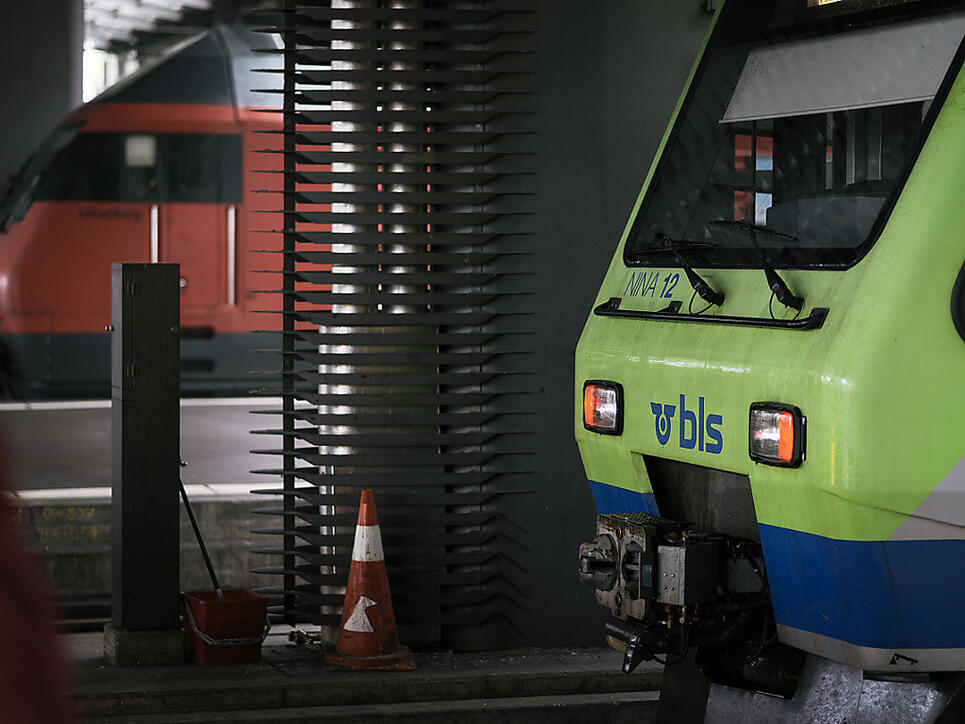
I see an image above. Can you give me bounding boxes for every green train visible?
[575,0,965,714]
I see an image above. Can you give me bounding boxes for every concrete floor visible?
[0,398,277,490]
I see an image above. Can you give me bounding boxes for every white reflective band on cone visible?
[352,524,385,562]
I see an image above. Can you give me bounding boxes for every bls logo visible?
[650,395,723,454]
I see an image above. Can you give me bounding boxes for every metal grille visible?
[251,0,535,649]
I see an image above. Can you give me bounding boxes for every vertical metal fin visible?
[251,0,535,649]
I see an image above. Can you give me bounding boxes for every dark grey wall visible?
[0,0,83,183]
[510,1,711,647]
[0,0,709,647]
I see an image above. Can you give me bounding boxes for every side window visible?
[219,135,242,203]
[159,134,241,203]
[160,135,218,202]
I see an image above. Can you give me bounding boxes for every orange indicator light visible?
[777,411,795,463]
[583,385,597,428]
[749,403,805,467]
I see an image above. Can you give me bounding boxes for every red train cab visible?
[0,25,282,398]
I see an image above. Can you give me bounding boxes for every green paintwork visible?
[575,10,965,542]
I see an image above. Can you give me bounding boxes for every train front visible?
[574,0,965,696]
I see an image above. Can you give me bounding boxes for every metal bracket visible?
[605,618,669,674]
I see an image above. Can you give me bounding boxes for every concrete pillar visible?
[0,0,83,183]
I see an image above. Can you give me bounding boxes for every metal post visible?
[104,262,182,665]
[317,0,378,633]
[281,0,298,628]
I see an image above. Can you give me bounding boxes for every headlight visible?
[583,381,623,435]
[749,402,805,467]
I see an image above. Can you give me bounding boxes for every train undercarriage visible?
[577,460,965,722]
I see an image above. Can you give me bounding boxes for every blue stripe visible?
[759,524,965,649]
[587,480,659,515]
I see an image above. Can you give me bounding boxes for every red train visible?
[0,25,283,398]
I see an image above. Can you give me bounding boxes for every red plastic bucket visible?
[182,590,269,665]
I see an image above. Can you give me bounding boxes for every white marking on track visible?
[344,596,377,633]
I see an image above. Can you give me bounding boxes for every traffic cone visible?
[325,489,416,671]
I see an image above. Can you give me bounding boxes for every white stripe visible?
[15,487,112,501]
[0,400,112,412]
[0,397,284,412]
[14,483,273,502]
[889,453,965,541]
[351,524,384,562]
[778,624,965,672]
[179,397,283,408]
[226,205,237,306]
[150,204,159,262]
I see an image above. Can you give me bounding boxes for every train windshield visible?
[0,130,241,229]
[625,0,965,268]
[0,124,81,231]
[33,133,242,204]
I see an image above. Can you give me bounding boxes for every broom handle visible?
[179,478,224,599]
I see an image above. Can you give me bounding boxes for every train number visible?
[623,271,679,299]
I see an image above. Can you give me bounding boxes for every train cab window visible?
[28,131,241,206]
[625,2,965,269]
[0,124,81,229]
[36,133,137,202]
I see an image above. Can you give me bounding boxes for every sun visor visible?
[721,12,965,124]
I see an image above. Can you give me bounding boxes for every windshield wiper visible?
[636,236,715,255]
[709,220,804,312]
[649,232,724,307]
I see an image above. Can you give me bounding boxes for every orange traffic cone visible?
[325,489,416,671]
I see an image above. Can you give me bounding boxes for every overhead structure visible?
[85,0,213,52]
[84,0,278,60]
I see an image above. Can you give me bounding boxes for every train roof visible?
[90,24,281,110]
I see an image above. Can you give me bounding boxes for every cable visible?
[689,289,714,315]
[768,290,802,321]
[725,608,774,667]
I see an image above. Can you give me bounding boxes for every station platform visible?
[0,398,278,627]
[0,398,267,491]
[66,633,662,723]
